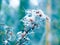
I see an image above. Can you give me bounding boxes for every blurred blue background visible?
[0,0,60,45]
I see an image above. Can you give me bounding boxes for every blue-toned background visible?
[0,0,60,45]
